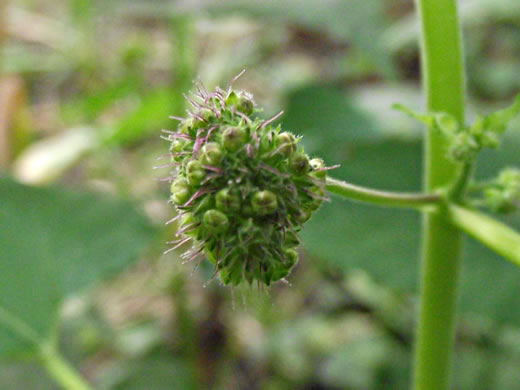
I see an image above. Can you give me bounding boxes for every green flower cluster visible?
[483,168,520,214]
[163,81,328,286]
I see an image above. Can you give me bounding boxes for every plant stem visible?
[449,161,473,201]
[39,344,94,390]
[413,0,465,390]
[325,177,442,210]
[447,204,520,267]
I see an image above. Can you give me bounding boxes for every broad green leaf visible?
[283,85,382,155]
[103,355,196,390]
[286,85,520,324]
[302,140,423,291]
[285,85,424,293]
[0,177,157,357]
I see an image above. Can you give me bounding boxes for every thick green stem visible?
[413,1,465,390]
[39,344,94,390]
[325,177,442,210]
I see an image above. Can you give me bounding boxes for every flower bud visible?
[200,142,223,166]
[274,132,296,157]
[309,158,326,179]
[193,193,213,214]
[484,188,513,213]
[222,126,247,152]
[481,168,520,214]
[170,139,187,154]
[226,91,254,115]
[170,179,191,205]
[295,209,312,223]
[290,153,310,175]
[199,108,215,122]
[203,209,229,233]
[304,186,325,211]
[179,212,199,237]
[237,95,254,115]
[447,133,479,162]
[186,160,205,185]
[180,212,196,227]
[266,249,299,285]
[179,118,194,134]
[251,190,278,215]
[284,230,300,248]
[283,248,298,267]
[216,188,241,213]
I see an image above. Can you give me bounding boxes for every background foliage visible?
[1,0,520,388]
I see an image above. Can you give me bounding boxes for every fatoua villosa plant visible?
[9,2,520,390]
[162,3,520,390]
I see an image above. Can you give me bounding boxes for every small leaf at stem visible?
[392,103,435,127]
[483,94,520,134]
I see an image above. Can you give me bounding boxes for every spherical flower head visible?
[162,78,331,286]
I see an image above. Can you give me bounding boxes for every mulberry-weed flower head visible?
[161,72,332,286]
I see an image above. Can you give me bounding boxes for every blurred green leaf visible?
[104,355,196,390]
[322,335,404,389]
[0,363,57,390]
[302,140,422,291]
[0,176,157,357]
[104,88,181,146]
[482,94,520,134]
[62,78,141,123]
[454,343,520,390]
[287,85,520,324]
[283,85,383,154]
[2,45,67,74]
[471,60,520,99]
[202,0,394,77]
